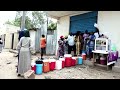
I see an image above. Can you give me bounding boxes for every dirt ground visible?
[0,49,120,79]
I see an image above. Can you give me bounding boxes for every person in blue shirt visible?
[86,32,95,59]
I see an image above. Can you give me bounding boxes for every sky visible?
[0,11,57,28]
[0,11,16,26]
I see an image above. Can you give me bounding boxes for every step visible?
[24,70,35,79]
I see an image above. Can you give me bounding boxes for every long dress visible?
[16,37,32,75]
[58,39,65,57]
[75,35,82,55]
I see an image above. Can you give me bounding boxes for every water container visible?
[31,62,36,73]
[82,53,86,60]
[59,58,65,68]
[71,57,76,66]
[55,60,62,70]
[78,57,83,65]
[74,57,78,65]
[36,64,43,75]
[43,60,50,73]
[49,59,56,71]
[100,57,106,65]
[35,57,43,64]
[64,54,72,67]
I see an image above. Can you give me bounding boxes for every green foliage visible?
[5,20,13,25]
[5,11,55,30]
[32,11,46,28]
[47,22,57,30]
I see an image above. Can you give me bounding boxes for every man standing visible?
[67,33,76,56]
[40,34,46,60]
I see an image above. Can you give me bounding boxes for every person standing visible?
[83,30,89,51]
[67,33,76,56]
[0,38,3,53]
[16,30,25,73]
[87,32,95,59]
[58,36,65,57]
[64,36,68,54]
[40,34,46,60]
[75,31,82,56]
[94,28,100,39]
[16,30,32,76]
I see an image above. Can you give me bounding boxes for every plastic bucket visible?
[43,60,50,73]
[82,53,86,60]
[71,57,76,66]
[100,57,106,65]
[59,58,65,68]
[64,54,72,67]
[36,64,43,75]
[74,57,78,65]
[49,59,56,71]
[31,62,36,73]
[55,60,62,70]
[78,57,83,65]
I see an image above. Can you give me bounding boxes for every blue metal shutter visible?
[70,11,98,34]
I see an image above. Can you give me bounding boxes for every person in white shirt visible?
[67,33,76,55]
[94,28,100,39]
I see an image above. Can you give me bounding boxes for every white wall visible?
[56,16,70,55]
[98,11,120,56]
[4,33,12,49]
[13,32,19,50]
[29,30,36,52]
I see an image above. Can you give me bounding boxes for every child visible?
[40,35,46,60]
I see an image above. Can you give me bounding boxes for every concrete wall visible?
[13,32,19,50]
[56,16,70,55]
[4,33,12,49]
[29,30,36,52]
[98,11,120,56]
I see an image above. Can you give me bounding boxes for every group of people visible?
[58,28,102,59]
[16,30,46,77]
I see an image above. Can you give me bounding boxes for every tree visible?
[5,20,13,25]
[5,11,46,29]
[47,20,57,30]
[32,11,46,28]
[47,23,57,30]
[5,11,34,29]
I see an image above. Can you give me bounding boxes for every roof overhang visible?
[45,11,91,19]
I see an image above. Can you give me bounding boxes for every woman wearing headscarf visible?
[87,32,95,59]
[16,30,25,73]
[16,30,33,76]
[58,36,65,57]
[94,28,100,39]
[83,30,89,51]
